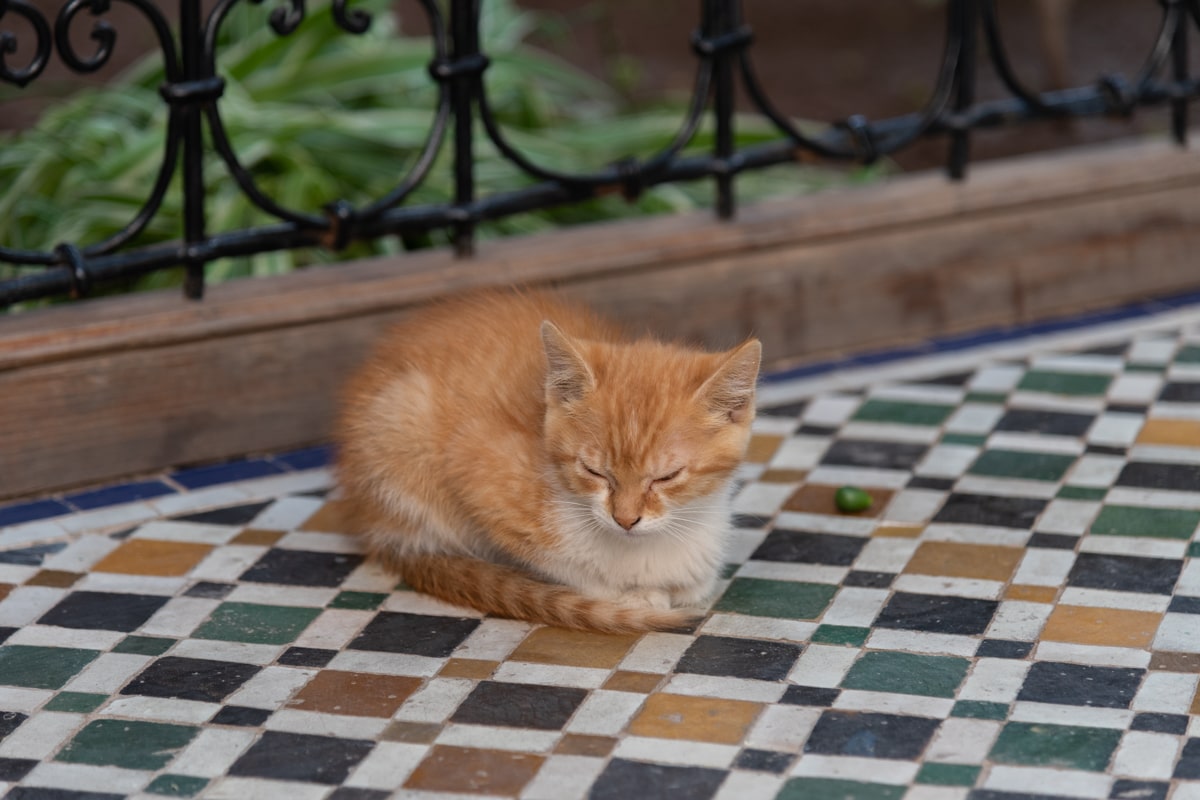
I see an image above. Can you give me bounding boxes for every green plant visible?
[0,0,881,301]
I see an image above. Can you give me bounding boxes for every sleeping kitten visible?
[335,291,760,632]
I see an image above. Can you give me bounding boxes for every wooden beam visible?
[3,137,1200,499]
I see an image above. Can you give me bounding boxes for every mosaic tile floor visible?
[5,304,1200,799]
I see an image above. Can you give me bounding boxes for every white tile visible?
[612,736,737,768]
[383,591,481,619]
[958,659,1031,703]
[0,687,52,713]
[735,561,847,586]
[1065,454,1124,487]
[806,466,910,490]
[1112,731,1179,779]
[985,432,1085,456]
[985,601,1054,641]
[235,470,335,500]
[1133,672,1199,714]
[769,437,831,471]
[266,709,388,740]
[819,588,889,627]
[225,584,338,609]
[802,395,862,427]
[169,639,280,666]
[0,711,82,759]
[148,486,253,517]
[953,476,1058,500]
[1127,338,1176,364]
[700,614,816,643]
[1033,641,1151,669]
[1011,550,1076,587]
[619,632,693,673]
[74,574,185,596]
[493,662,609,690]
[743,704,820,752]
[944,404,1005,435]
[922,524,1031,547]
[1174,560,1200,595]
[189,545,269,583]
[290,608,373,650]
[882,490,946,523]
[1057,587,1171,612]
[787,644,859,688]
[915,445,980,479]
[21,763,150,795]
[891,575,1003,600]
[204,777,329,800]
[1008,393,1104,413]
[521,755,606,800]
[435,723,560,753]
[1036,500,1100,535]
[327,651,443,677]
[129,521,240,545]
[1009,701,1132,729]
[393,678,474,724]
[1153,613,1200,653]
[1077,536,1187,560]
[101,696,218,724]
[249,496,326,531]
[40,535,122,571]
[63,653,152,694]
[452,619,534,661]
[663,674,786,704]
[1031,354,1124,374]
[968,365,1024,392]
[7,625,123,651]
[772,512,876,537]
[1107,374,1163,405]
[871,384,965,405]
[924,718,1002,763]
[274,530,361,554]
[851,538,918,573]
[833,690,953,718]
[139,597,221,638]
[1088,413,1144,447]
[0,520,70,551]
[713,772,788,800]
[790,754,917,784]
[982,765,1111,799]
[732,483,795,515]
[59,503,158,535]
[752,416,799,436]
[226,665,314,709]
[904,788,969,800]
[0,586,68,627]
[345,741,428,791]
[564,690,646,736]
[864,629,979,657]
[838,422,941,443]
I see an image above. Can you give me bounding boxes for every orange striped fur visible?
[335,290,760,633]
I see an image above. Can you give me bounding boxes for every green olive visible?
[834,485,873,513]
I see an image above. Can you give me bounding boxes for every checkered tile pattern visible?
[3,320,1200,798]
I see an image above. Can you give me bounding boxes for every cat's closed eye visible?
[654,468,683,484]
[581,461,607,480]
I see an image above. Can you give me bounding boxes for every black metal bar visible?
[948,0,978,180]
[448,0,478,257]
[705,0,738,219]
[179,0,206,299]
[1172,0,1189,145]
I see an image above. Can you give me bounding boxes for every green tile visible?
[951,700,1009,720]
[811,625,869,646]
[0,646,99,689]
[113,635,175,656]
[1018,370,1112,396]
[57,719,198,770]
[965,392,1008,405]
[990,722,1121,772]
[714,578,836,620]
[192,602,320,645]
[941,433,987,446]
[329,591,387,611]
[916,763,980,786]
[968,449,1076,482]
[1190,542,1200,559]
[1175,345,1200,363]
[1058,485,1108,501]
[44,692,107,713]
[1127,363,1166,373]
[777,777,905,800]
[1091,505,1200,540]
[842,651,969,698]
[146,774,208,797]
[853,399,955,427]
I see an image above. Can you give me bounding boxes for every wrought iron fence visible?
[0,0,1197,307]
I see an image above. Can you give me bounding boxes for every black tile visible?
[1086,444,1127,456]
[919,370,975,386]
[0,712,27,742]
[122,656,262,703]
[451,681,586,730]
[240,549,364,588]
[1110,780,1168,800]
[1116,461,1200,491]
[907,476,956,491]
[842,571,895,588]
[1026,533,1078,550]
[1130,712,1189,735]
[995,409,1095,437]
[212,705,272,727]
[820,439,929,471]
[173,500,272,526]
[780,685,840,707]
[229,730,374,784]
[0,542,67,566]
[1081,343,1129,357]
[327,790,392,800]
[349,612,480,658]
[675,635,802,682]
[1106,404,1148,416]
[1160,382,1200,403]
[278,646,338,668]
[933,493,1047,529]
[1017,662,1143,709]
[969,794,1076,800]
[0,627,15,645]
[732,513,773,529]
[185,581,235,599]
[1174,738,1200,779]
[797,424,839,436]
[734,748,793,773]
[875,592,998,635]
[5,789,126,800]
[804,710,940,759]
[759,401,806,418]
[589,758,726,800]
[37,591,168,632]
[1169,596,1200,614]
[976,639,1033,659]
[1067,553,1182,595]
[751,530,865,566]
[0,757,37,782]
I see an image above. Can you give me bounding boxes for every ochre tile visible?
[93,540,213,577]
[300,500,354,533]
[904,542,1022,582]
[288,671,421,718]
[745,434,784,464]
[405,745,544,794]
[1137,418,1200,447]
[230,529,285,547]
[1150,652,1200,672]
[1005,585,1058,603]
[628,693,762,745]
[783,484,893,518]
[1041,605,1160,648]
[0,584,11,602]
[382,721,442,744]
[1191,685,1200,716]
[439,658,499,679]
[509,628,639,669]
[758,469,808,484]
[555,734,617,757]
[874,523,925,539]
[603,670,663,694]
[25,570,82,588]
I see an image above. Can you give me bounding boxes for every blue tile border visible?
[3,287,1200,530]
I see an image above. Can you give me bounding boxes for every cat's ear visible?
[542,321,595,405]
[697,339,761,424]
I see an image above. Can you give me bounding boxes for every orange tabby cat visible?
[335,290,760,633]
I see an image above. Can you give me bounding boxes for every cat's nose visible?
[614,514,641,531]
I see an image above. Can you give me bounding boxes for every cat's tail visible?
[389,553,699,634]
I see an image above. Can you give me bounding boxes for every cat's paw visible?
[623,587,673,610]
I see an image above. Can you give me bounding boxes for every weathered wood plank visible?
[2,137,1200,499]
